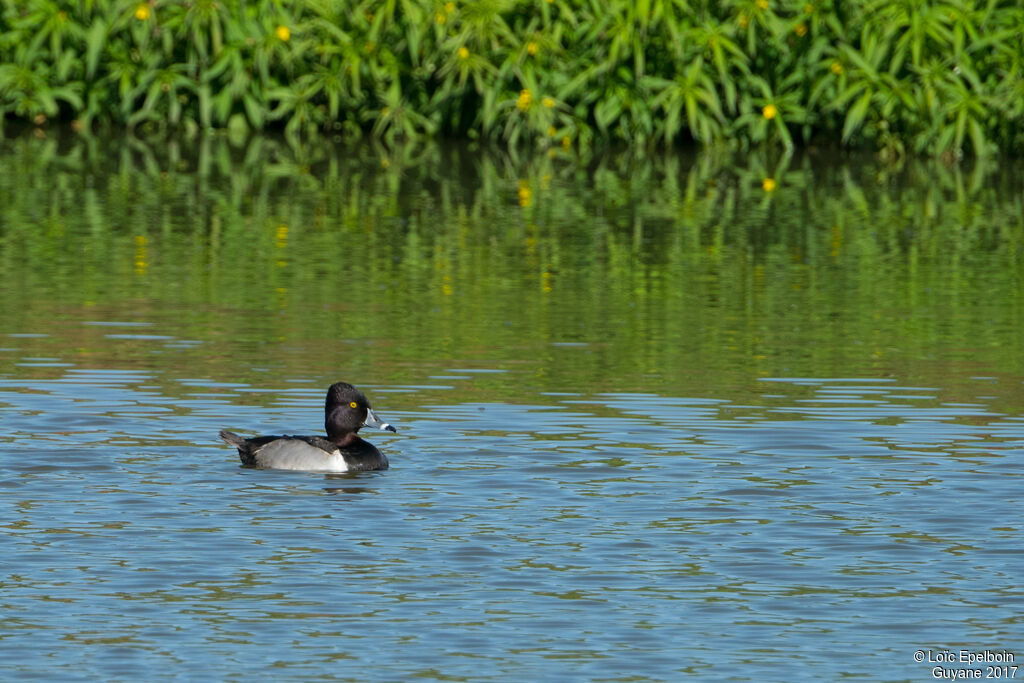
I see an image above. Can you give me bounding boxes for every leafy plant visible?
[1,0,1022,157]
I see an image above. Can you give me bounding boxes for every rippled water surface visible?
[3,368,1022,680]
[2,137,1023,680]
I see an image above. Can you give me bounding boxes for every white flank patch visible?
[255,440,349,472]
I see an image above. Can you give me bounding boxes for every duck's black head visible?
[325,382,397,444]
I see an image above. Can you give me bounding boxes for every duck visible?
[219,382,397,472]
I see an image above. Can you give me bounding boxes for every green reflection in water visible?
[1,134,1022,407]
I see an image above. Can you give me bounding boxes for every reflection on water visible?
[0,372,1021,680]
[1,135,1023,679]
[1,134,1023,402]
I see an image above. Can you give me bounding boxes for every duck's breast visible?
[254,438,349,472]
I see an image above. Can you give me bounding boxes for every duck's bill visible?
[364,407,397,433]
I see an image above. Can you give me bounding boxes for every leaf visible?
[85,19,107,80]
[52,85,83,111]
[198,83,212,128]
[594,94,622,133]
[967,116,988,157]
[774,116,794,152]
[243,93,264,128]
[842,91,872,143]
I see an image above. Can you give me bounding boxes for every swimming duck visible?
[219,382,397,472]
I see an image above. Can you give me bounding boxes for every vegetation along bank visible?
[1,0,1022,157]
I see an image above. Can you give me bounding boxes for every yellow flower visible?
[547,125,557,137]
[516,89,532,111]
[275,25,290,42]
[561,135,571,150]
[762,177,777,192]
[803,3,814,13]
[436,11,446,25]
[756,0,769,9]
[830,61,843,75]
[738,12,749,28]
[445,1,455,11]
[458,46,470,60]
[762,103,778,120]
[795,23,807,36]
[541,96,555,109]
[134,3,150,20]
[527,41,538,55]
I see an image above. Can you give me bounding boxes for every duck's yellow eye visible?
[350,401,358,408]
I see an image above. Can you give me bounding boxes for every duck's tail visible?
[219,430,259,467]
[219,430,245,447]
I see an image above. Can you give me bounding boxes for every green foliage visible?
[1,0,1023,157]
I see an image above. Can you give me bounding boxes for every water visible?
[3,371,1021,680]
[2,135,1023,680]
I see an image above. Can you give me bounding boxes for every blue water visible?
[2,369,1022,681]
